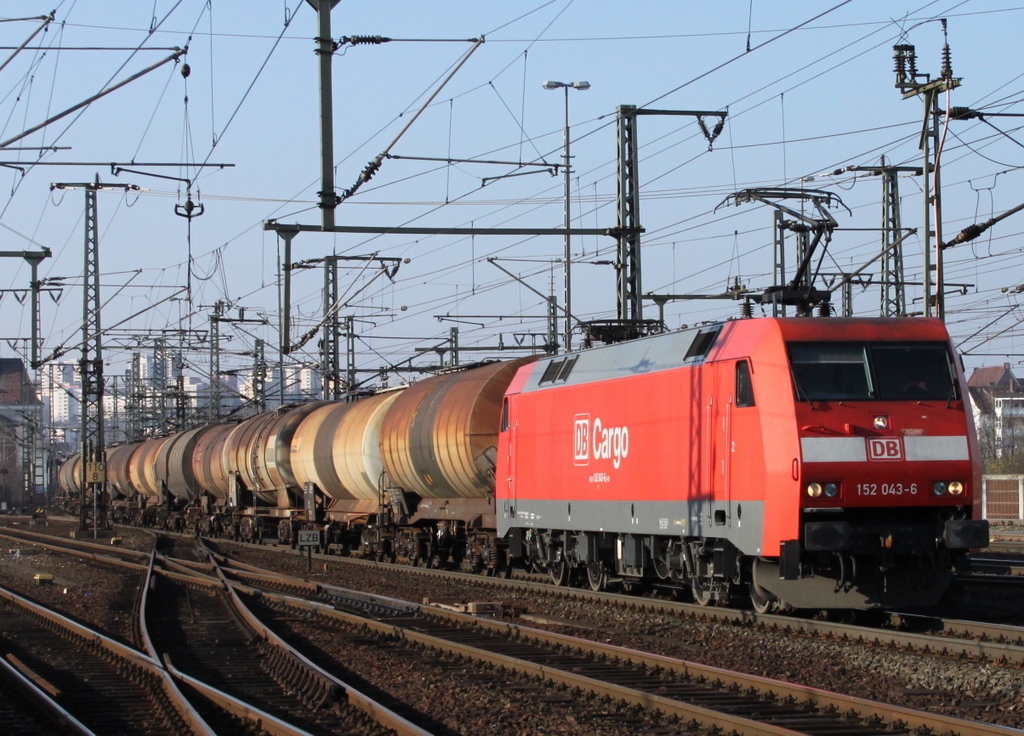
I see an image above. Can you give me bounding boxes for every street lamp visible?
[543,80,590,352]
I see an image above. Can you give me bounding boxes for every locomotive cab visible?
[751,321,989,610]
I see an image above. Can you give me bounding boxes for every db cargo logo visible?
[867,437,903,461]
[574,414,590,465]
[574,414,630,468]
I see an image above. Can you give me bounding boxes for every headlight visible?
[948,481,964,496]
[824,482,839,498]
[806,482,823,498]
[873,415,889,430]
[933,481,948,496]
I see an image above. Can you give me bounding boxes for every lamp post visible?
[543,80,590,352]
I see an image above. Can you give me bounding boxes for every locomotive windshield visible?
[789,341,957,402]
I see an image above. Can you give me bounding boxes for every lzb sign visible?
[84,462,106,484]
[297,529,322,548]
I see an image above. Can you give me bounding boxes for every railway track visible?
[0,525,428,735]
[966,557,1024,576]
[0,525,152,568]
[0,580,210,735]
[13,520,1024,667]
[8,521,1024,733]
[982,539,1024,555]
[0,653,93,735]
[146,537,428,736]
[12,520,1024,668]
[210,539,1024,666]
[191,545,1018,736]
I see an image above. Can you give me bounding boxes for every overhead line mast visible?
[51,176,139,536]
[893,25,961,321]
[277,4,730,355]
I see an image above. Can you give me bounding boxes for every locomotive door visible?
[703,361,731,527]
[501,397,517,518]
[722,358,761,530]
[705,359,757,529]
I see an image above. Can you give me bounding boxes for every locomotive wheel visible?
[749,581,775,614]
[586,564,607,592]
[691,578,714,606]
[548,559,569,586]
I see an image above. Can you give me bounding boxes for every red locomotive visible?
[497,317,987,609]
[59,316,987,610]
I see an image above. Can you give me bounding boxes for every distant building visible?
[0,358,42,508]
[40,362,79,424]
[266,365,322,406]
[968,363,1024,459]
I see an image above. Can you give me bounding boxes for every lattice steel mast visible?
[51,177,137,534]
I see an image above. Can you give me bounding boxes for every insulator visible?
[817,302,831,317]
[697,117,710,139]
[948,106,976,120]
[941,43,953,80]
[711,119,725,138]
[180,63,191,79]
[740,300,753,319]
[893,46,908,76]
[343,35,390,45]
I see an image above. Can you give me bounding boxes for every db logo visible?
[573,414,590,466]
[868,437,903,461]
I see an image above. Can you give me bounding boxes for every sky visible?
[2,0,1024,394]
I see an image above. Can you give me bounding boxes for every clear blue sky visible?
[2,1,1023,386]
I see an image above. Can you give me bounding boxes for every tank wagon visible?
[59,317,988,610]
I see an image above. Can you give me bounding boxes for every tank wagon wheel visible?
[463,554,486,576]
[485,552,514,578]
[422,553,444,570]
[585,564,608,592]
[488,550,515,578]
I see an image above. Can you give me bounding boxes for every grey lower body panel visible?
[499,498,766,556]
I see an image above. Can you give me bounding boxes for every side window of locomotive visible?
[789,343,872,401]
[500,398,510,432]
[735,359,755,407]
[870,343,957,401]
[684,326,721,362]
[538,360,562,384]
[538,355,578,385]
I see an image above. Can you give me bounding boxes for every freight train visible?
[58,317,989,611]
